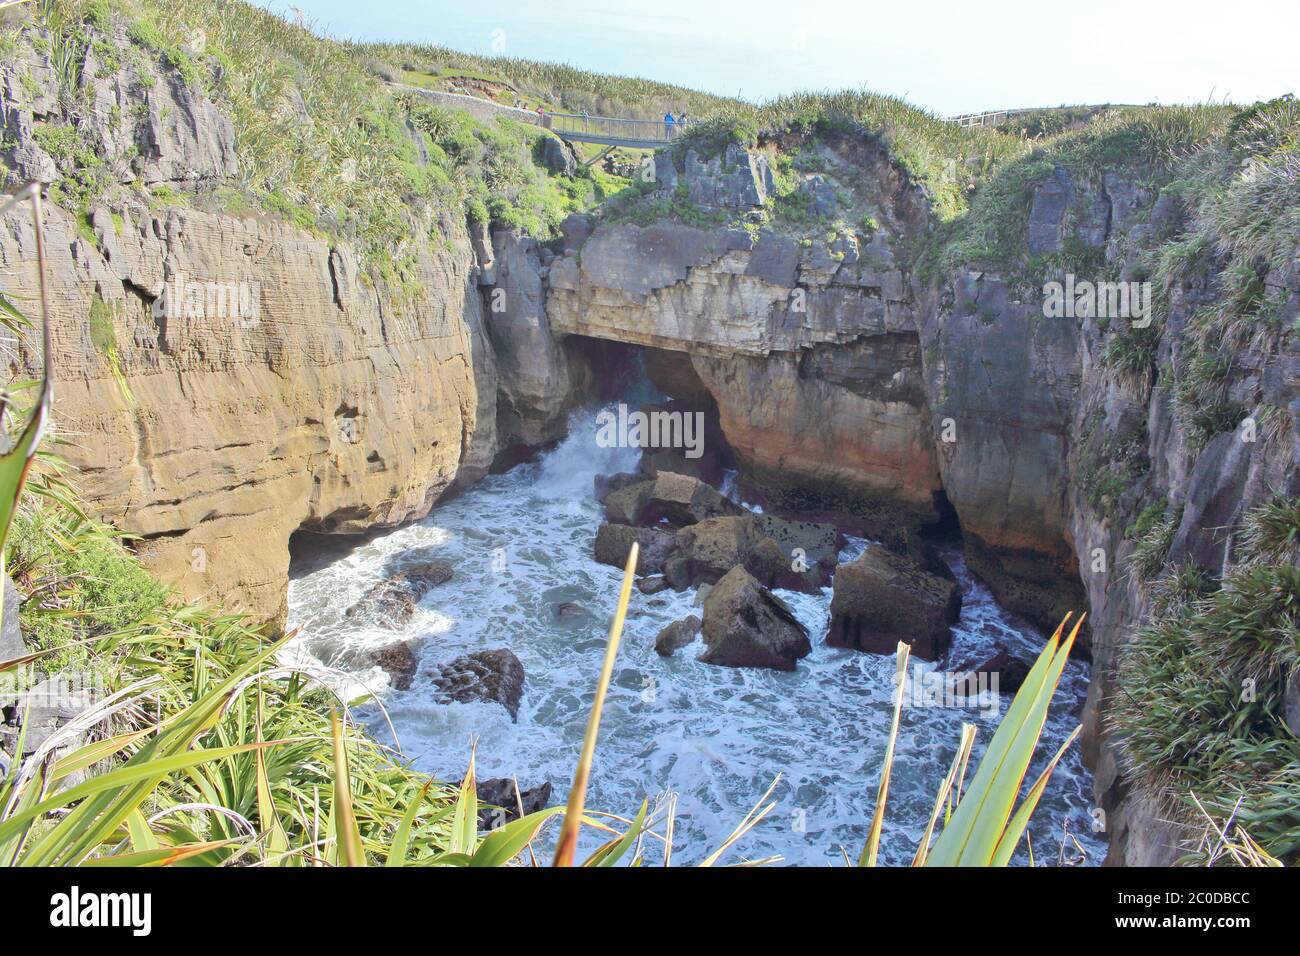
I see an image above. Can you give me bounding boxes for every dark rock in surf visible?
[655,614,701,656]
[344,562,453,627]
[593,523,678,575]
[826,544,960,661]
[476,777,553,829]
[950,645,1032,695]
[431,649,526,721]
[555,602,589,620]
[699,567,810,671]
[371,640,419,690]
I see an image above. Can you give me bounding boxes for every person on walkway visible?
[678,111,688,126]
[664,111,676,139]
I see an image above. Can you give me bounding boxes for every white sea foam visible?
[286,406,1104,866]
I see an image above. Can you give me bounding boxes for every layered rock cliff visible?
[496,118,1300,863]
[3,5,1295,866]
[0,21,549,625]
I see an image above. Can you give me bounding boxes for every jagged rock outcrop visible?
[480,229,577,451]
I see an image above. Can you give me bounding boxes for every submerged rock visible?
[431,649,526,721]
[699,567,810,671]
[344,562,453,627]
[555,602,589,620]
[370,640,419,690]
[827,544,960,660]
[654,614,701,657]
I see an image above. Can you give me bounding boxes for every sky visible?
[263,0,1299,116]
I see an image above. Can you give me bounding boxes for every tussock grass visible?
[1113,497,1300,862]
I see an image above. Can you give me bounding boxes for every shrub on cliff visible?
[1114,496,1300,862]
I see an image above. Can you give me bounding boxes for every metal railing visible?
[544,112,693,146]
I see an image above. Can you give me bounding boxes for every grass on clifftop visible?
[7,0,610,289]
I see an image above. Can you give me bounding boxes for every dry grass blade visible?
[552,541,638,866]
[699,773,781,867]
[859,640,910,866]
[912,722,977,866]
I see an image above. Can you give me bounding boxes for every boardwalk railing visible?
[544,112,692,148]
[945,108,1034,128]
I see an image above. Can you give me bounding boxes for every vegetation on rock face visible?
[1,0,616,288]
[1114,497,1300,862]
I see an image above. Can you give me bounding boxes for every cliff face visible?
[548,136,945,535]
[3,200,496,626]
[0,32,508,625]
[536,129,1299,863]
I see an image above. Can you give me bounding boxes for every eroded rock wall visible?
[0,34,506,626]
[2,199,497,626]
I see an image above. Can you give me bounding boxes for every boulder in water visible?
[603,480,654,524]
[655,614,701,656]
[673,513,840,593]
[370,640,419,690]
[431,649,526,720]
[638,471,742,527]
[699,567,810,671]
[637,574,670,595]
[602,471,740,529]
[593,523,678,574]
[594,471,642,504]
[949,645,1031,695]
[826,544,961,660]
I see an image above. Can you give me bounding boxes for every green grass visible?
[1113,497,1300,861]
[12,0,606,292]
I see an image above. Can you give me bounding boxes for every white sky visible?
[265,0,1298,116]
